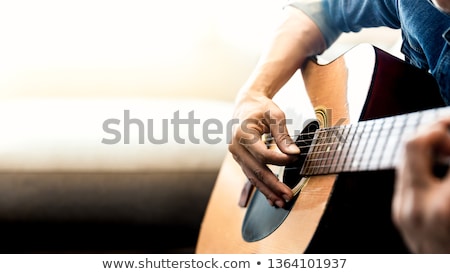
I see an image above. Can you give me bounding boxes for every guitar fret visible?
[315,129,332,175]
[391,112,419,166]
[337,124,356,173]
[392,114,410,167]
[312,130,326,175]
[344,123,367,172]
[305,133,318,175]
[378,115,402,169]
[351,120,375,172]
[300,106,450,177]
[330,125,347,174]
[391,110,433,167]
[372,116,394,170]
[327,127,341,173]
[400,112,422,156]
[331,127,343,174]
[317,128,337,174]
[302,132,321,175]
[314,130,327,175]
[316,124,348,173]
[359,118,384,171]
[346,123,364,172]
[322,128,333,174]
[374,116,394,169]
[328,126,348,174]
[302,128,336,175]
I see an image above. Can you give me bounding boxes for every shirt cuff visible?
[286,0,341,48]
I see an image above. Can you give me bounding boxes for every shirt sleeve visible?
[287,0,401,48]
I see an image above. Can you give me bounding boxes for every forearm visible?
[228,6,327,208]
[239,6,326,100]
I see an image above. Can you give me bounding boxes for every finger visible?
[402,118,450,188]
[433,118,450,157]
[237,121,298,166]
[229,144,293,206]
[241,164,288,208]
[264,109,300,155]
[432,118,450,181]
[245,138,299,166]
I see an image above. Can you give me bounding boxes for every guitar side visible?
[195,44,444,254]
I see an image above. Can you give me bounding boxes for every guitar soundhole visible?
[242,121,319,242]
[283,121,319,188]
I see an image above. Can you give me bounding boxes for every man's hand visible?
[228,93,300,208]
[393,117,450,253]
[226,6,325,208]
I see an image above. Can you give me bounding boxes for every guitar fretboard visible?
[300,106,450,176]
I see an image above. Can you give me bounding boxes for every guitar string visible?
[287,129,405,159]
[282,117,440,174]
[264,128,408,174]
[299,142,400,173]
[262,123,412,152]
[258,106,443,147]
[270,138,402,164]
[237,109,444,173]
[279,120,433,174]
[262,120,393,144]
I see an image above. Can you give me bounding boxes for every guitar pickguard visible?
[242,121,319,242]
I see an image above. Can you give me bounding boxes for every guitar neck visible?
[300,106,450,176]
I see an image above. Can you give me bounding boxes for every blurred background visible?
[0,0,402,253]
[0,0,279,101]
[0,0,401,101]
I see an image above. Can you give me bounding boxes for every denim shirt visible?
[288,0,450,104]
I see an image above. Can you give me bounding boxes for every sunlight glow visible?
[0,0,281,99]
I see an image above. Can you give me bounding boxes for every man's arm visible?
[228,6,326,208]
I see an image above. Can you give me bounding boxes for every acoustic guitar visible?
[195,44,447,254]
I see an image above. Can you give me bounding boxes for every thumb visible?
[265,110,300,155]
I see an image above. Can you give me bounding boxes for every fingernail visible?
[282,194,291,203]
[288,144,300,154]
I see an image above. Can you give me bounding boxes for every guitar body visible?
[195,44,445,253]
